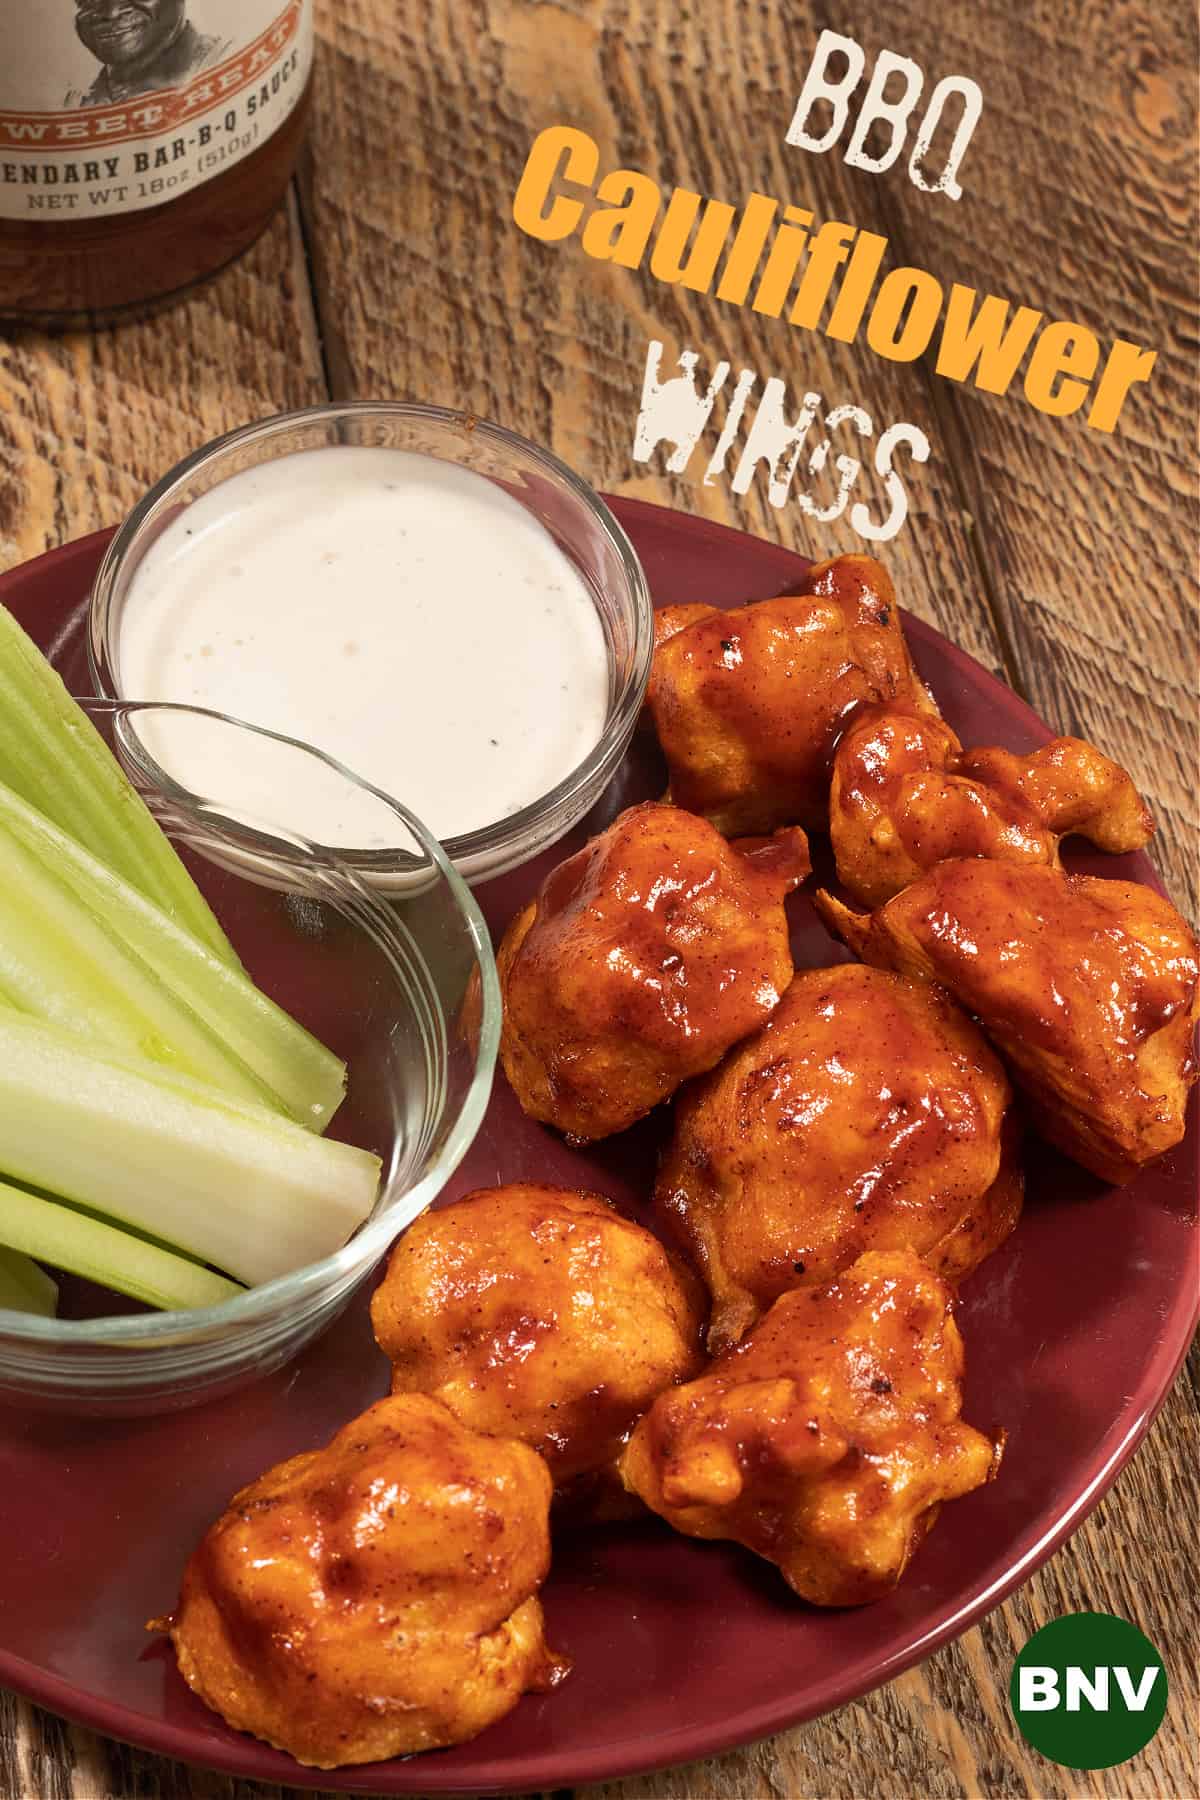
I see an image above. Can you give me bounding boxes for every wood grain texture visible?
[1,1,1197,1796]
[298,0,1010,676]
[830,0,1200,909]
[0,191,327,572]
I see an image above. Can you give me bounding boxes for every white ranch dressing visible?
[117,446,610,848]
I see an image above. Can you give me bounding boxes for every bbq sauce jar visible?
[0,0,312,322]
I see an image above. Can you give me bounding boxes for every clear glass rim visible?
[0,698,501,1347]
[87,401,655,867]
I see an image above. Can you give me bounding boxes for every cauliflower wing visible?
[646,555,937,834]
[160,1395,564,1768]
[371,1185,706,1498]
[620,1249,1000,1606]
[497,801,810,1141]
[817,859,1199,1182]
[657,963,1020,1352]
[830,704,1154,907]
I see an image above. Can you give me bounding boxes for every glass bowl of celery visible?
[0,633,499,1414]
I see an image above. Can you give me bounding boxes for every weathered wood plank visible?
[0,192,327,573]
[299,0,1011,677]
[851,0,1200,910]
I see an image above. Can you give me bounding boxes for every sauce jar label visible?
[0,0,313,221]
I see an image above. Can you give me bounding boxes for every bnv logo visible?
[1009,1613,1168,1770]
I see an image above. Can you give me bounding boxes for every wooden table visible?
[1,3,1196,1796]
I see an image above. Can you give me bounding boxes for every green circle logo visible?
[1010,1613,1168,1770]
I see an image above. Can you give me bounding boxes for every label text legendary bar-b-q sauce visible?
[0,0,313,320]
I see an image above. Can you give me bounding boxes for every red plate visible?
[0,504,1195,1793]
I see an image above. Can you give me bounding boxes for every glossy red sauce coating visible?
[621,1250,1001,1607]
[656,963,1021,1352]
[498,802,810,1142]
[818,859,1199,1183]
[164,1395,564,1769]
[647,556,937,834]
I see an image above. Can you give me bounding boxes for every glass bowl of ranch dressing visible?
[88,404,654,885]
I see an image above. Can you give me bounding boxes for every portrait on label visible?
[67,1,228,107]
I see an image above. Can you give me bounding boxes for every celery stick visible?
[0,1179,241,1311]
[0,1243,58,1316]
[0,811,290,1108]
[0,776,344,1129]
[0,1013,381,1287]
[0,602,237,966]
[22,1176,222,1267]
